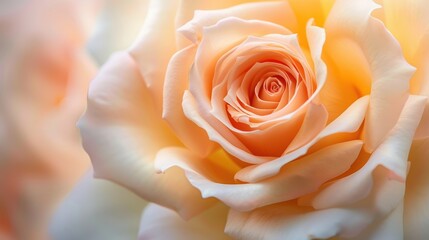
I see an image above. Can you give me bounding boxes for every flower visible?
[53,0,429,239]
[0,0,98,238]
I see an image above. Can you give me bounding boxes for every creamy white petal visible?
[79,52,214,219]
[325,0,415,152]
[155,141,362,211]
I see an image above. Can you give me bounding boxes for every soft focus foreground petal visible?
[0,0,96,181]
[79,52,214,218]
[312,95,426,209]
[87,0,149,64]
[138,203,231,240]
[156,141,362,212]
[0,176,76,240]
[226,167,405,240]
[50,169,146,240]
[236,96,369,182]
[0,0,98,238]
[404,137,429,239]
[129,0,179,111]
[325,0,415,152]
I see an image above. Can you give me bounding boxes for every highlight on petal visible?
[325,0,416,152]
[79,52,215,219]
[155,141,362,212]
[138,203,231,240]
[50,169,147,240]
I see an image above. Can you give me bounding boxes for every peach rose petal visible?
[382,3,429,143]
[129,0,179,111]
[225,166,405,240]
[404,137,429,239]
[177,1,297,45]
[155,141,362,212]
[50,169,147,240]
[285,102,328,153]
[163,44,215,157]
[212,34,315,127]
[325,0,416,152]
[138,203,231,240]
[78,52,215,219]
[312,95,427,209]
[183,23,327,164]
[378,0,429,63]
[236,95,369,183]
[287,0,335,30]
[183,91,269,164]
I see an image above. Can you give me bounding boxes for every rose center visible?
[264,76,284,94]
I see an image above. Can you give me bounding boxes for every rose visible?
[53,0,429,239]
[0,0,98,239]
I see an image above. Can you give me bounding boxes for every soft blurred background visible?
[0,0,147,239]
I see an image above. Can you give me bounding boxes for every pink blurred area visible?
[0,0,100,239]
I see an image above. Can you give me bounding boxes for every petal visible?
[376,1,429,142]
[225,167,405,240]
[404,137,429,239]
[156,141,362,211]
[163,44,215,157]
[79,52,214,218]
[235,96,369,182]
[129,0,180,110]
[325,0,416,152]
[285,102,328,152]
[312,95,426,209]
[138,203,231,240]
[287,0,335,33]
[50,169,146,240]
[178,1,297,44]
[0,1,97,237]
[377,0,429,64]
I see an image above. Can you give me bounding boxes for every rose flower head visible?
[53,0,429,239]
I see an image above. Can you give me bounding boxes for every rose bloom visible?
[52,0,429,239]
[0,0,99,239]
